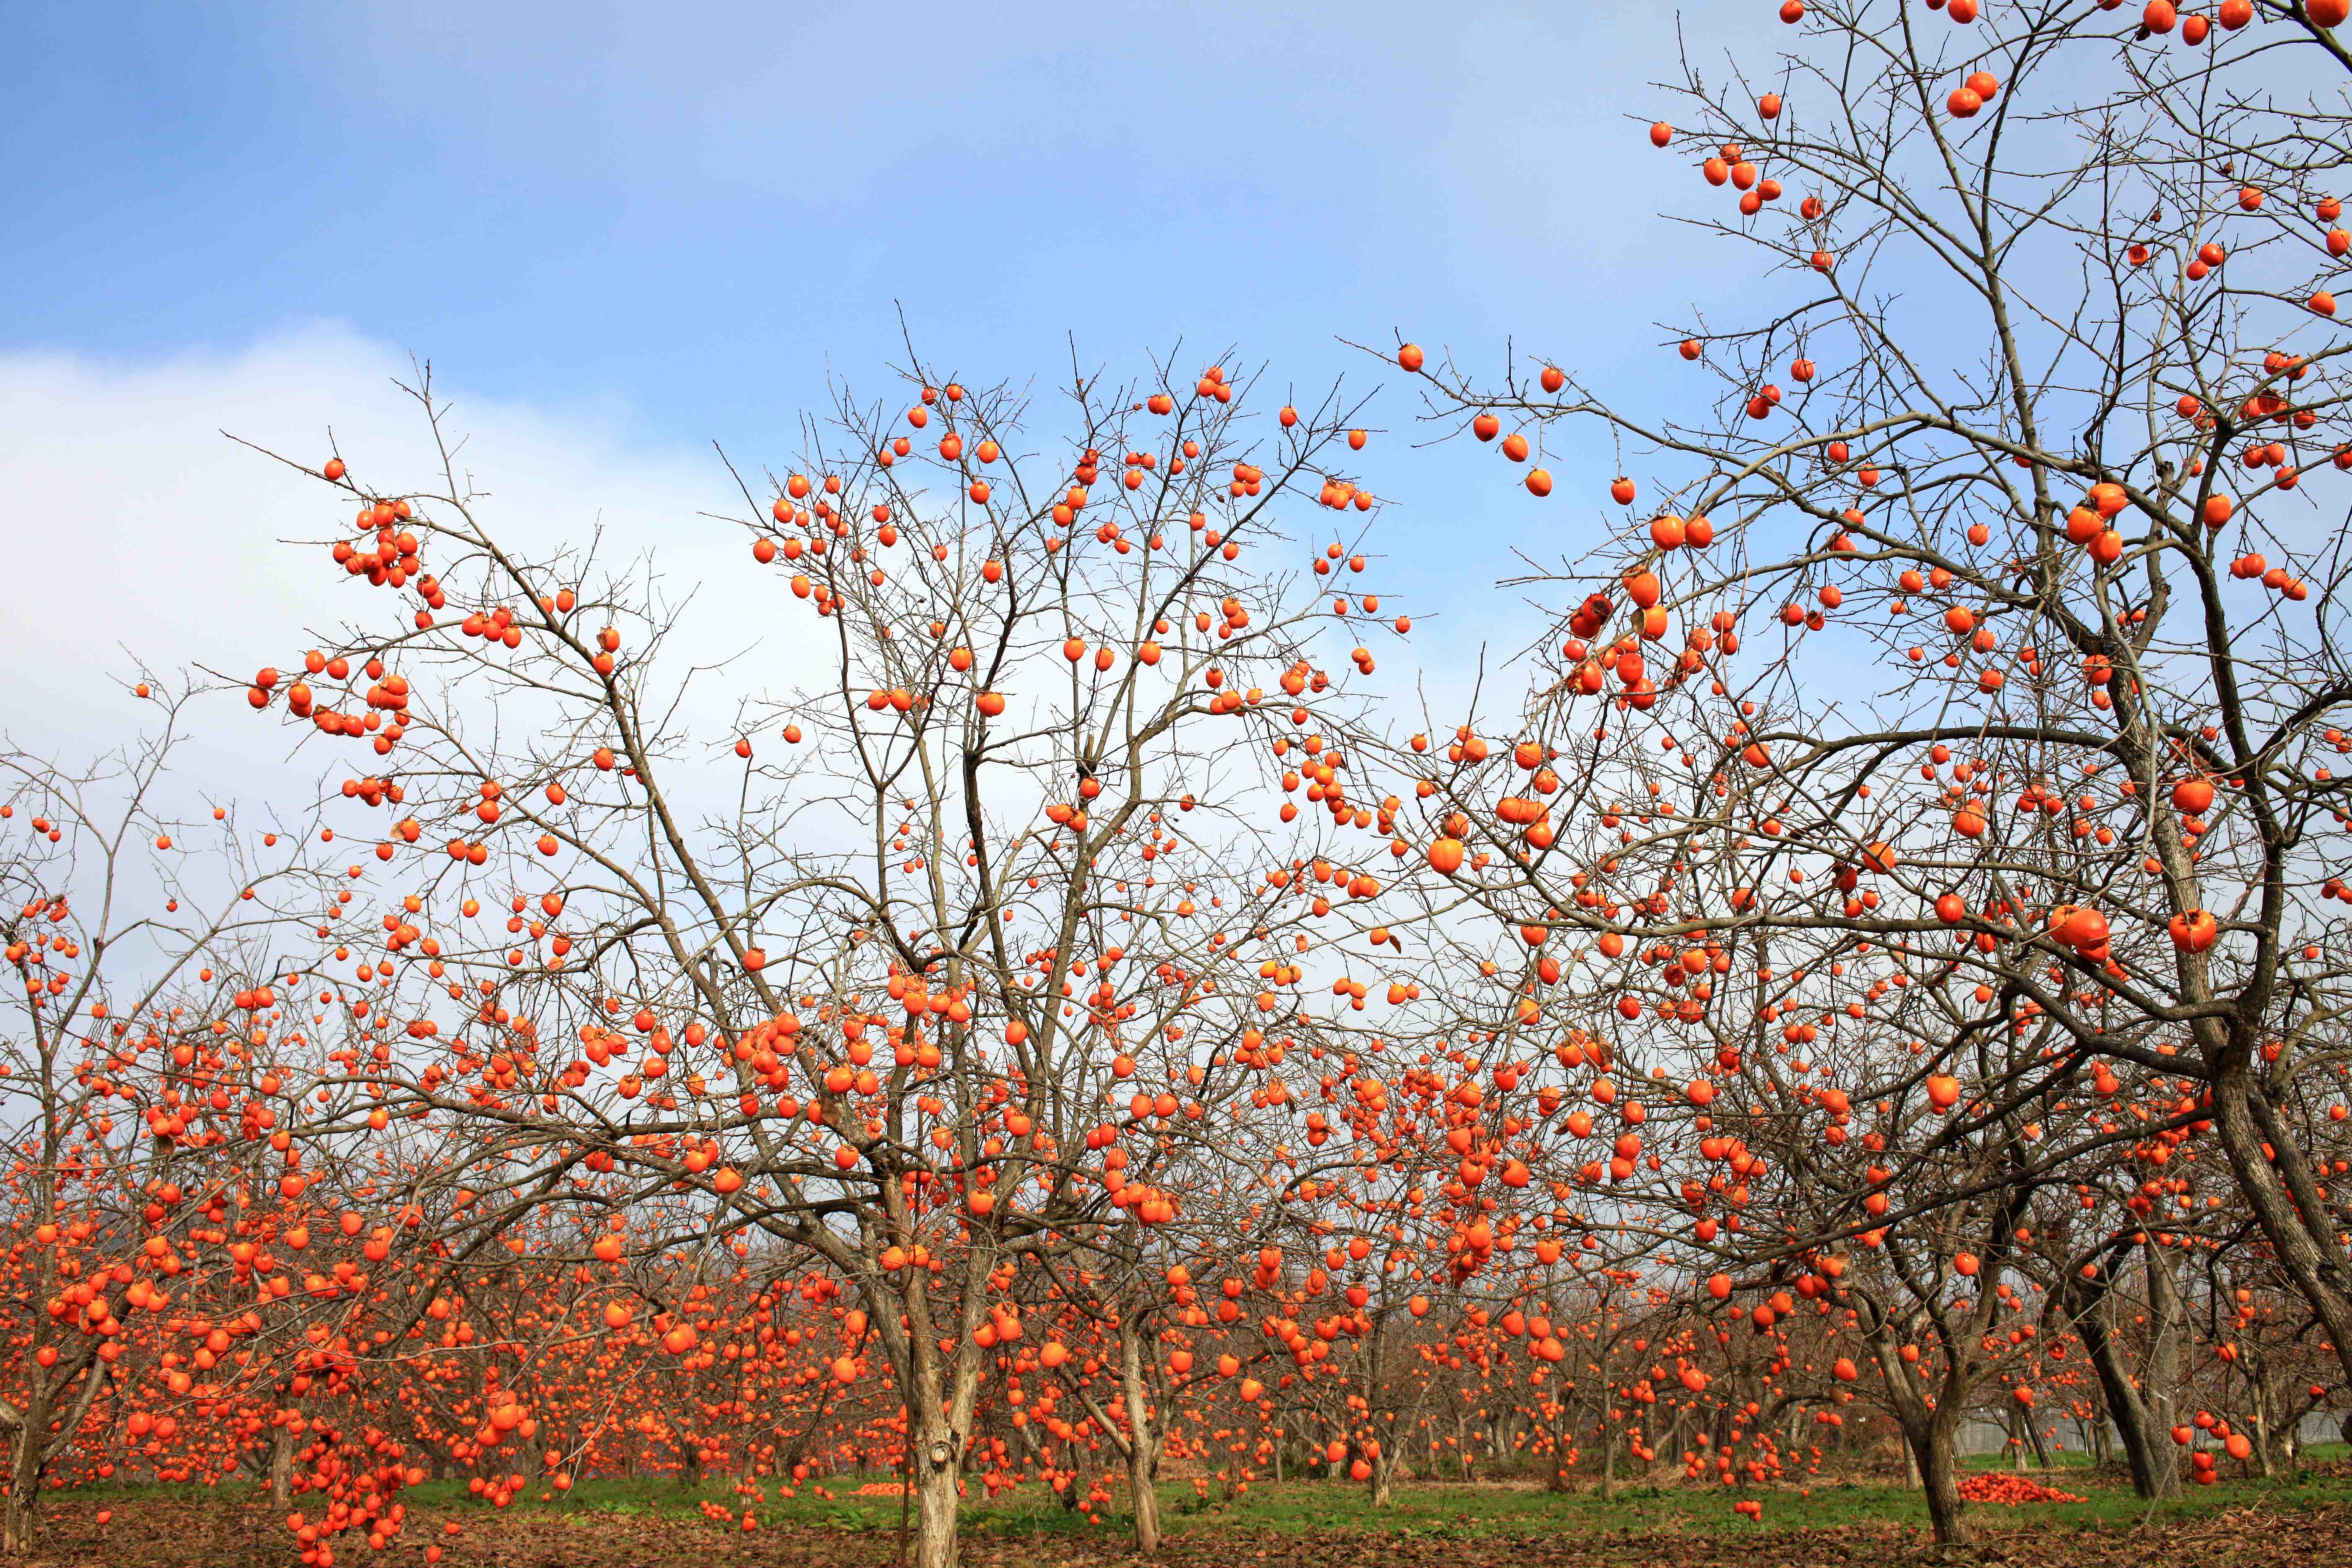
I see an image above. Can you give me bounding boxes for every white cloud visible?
[0,323,1528,867]
[0,325,818,802]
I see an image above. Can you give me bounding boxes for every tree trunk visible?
[271,1418,297,1511]
[1117,1315,1161,1556]
[2070,1240,2181,1499]
[1910,1411,1970,1548]
[2246,1375,2280,1480]
[1368,1444,1398,1507]
[911,1422,961,1568]
[4,1385,49,1557]
[869,1248,983,1568]
[1868,1313,1970,1547]
[2,1484,32,1558]
[2212,1067,2352,1388]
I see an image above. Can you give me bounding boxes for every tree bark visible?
[3,1338,113,1555]
[1865,1308,1970,1546]
[911,1430,962,1568]
[2246,1369,2283,1480]
[864,1236,983,1568]
[271,1417,297,1511]
[1117,1314,1162,1556]
[4,1385,49,1558]
[2068,1239,2182,1498]
[2212,1066,2352,1387]
[1909,1404,1970,1549]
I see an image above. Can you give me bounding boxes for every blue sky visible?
[0,0,1788,758]
[5,3,1777,439]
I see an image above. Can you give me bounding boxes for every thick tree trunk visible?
[2,1483,32,1558]
[1368,1444,1398,1507]
[1117,1315,1161,1556]
[1867,1310,1970,1546]
[911,1421,962,1568]
[2213,1068,2352,1388]
[1910,1410,1969,1548]
[869,1239,983,1568]
[1127,1444,1160,1553]
[4,1386,50,1557]
[2071,1240,2181,1498]
[271,1418,297,1511]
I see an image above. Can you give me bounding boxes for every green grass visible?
[85,1447,2352,1542]
[1090,1465,2347,1540]
[400,1449,2352,1539]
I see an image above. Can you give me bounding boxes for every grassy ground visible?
[354,1443,2352,1537]
[21,1453,2352,1566]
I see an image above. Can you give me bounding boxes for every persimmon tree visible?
[27,5,2352,1550]
[0,691,370,1551]
[231,341,1408,1565]
[1369,0,2352,1540]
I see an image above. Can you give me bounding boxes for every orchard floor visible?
[15,1458,2352,1567]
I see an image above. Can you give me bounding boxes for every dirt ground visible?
[13,1493,2352,1568]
